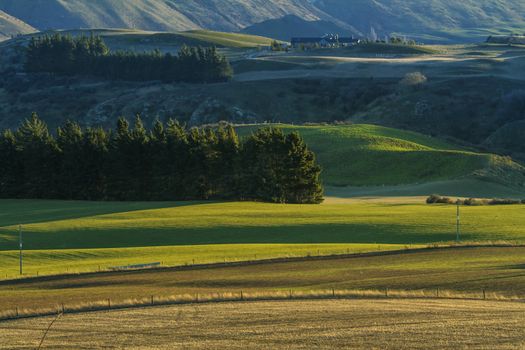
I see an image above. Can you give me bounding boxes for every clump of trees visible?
[25,33,233,83]
[427,194,524,206]
[0,114,323,204]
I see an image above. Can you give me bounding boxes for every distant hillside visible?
[241,15,356,41]
[0,9,34,41]
[314,0,525,43]
[0,0,323,33]
[2,0,525,43]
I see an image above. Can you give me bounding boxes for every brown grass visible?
[2,298,525,349]
[0,288,522,322]
[3,246,525,313]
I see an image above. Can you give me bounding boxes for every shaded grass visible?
[2,200,525,251]
[347,42,439,55]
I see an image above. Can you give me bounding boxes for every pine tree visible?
[15,113,59,198]
[164,119,189,199]
[283,132,324,204]
[56,120,84,199]
[79,127,109,200]
[107,117,132,200]
[0,130,22,197]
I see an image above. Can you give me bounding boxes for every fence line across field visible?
[0,287,519,322]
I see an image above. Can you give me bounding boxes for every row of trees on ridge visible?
[0,114,323,204]
[25,33,233,83]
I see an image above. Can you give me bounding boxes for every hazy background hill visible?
[241,15,357,41]
[1,0,525,42]
[313,0,525,42]
[0,0,323,33]
[0,9,35,41]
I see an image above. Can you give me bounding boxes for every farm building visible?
[487,35,525,45]
[291,34,360,48]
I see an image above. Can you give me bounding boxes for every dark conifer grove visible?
[0,115,323,204]
[25,34,233,83]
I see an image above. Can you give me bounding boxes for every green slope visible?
[34,29,278,50]
[237,124,523,187]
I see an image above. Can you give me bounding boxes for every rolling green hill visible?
[0,9,34,41]
[237,124,525,187]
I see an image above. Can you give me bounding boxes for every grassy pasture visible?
[1,199,525,279]
[2,200,525,250]
[0,243,409,279]
[2,246,525,311]
[2,299,524,349]
[346,42,439,55]
[237,124,495,186]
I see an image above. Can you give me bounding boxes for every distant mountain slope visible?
[314,0,525,42]
[0,0,198,31]
[2,0,525,43]
[0,10,35,41]
[0,0,323,32]
[241,15,357,41]
[3,0,525,43]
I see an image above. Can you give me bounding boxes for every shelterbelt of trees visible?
[0,115,323,204]
[25,34,233,83]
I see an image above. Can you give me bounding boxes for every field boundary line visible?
[1,243,523,285]
[1,288,523,322]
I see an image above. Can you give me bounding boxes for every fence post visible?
[436,288,439,298]
[62,303,65,314]
[332,288,335,297]
[483,289,486,300]
[196,293,199,302]
[289,290,293,299]
[385,288,389,297]
[15,306,19,318]
[108,298,111,309]
[151,295,154,306]
[240,291,244,301]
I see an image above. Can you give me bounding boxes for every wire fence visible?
[1,287,522,322]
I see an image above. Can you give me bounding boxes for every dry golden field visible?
[2,299,525,349]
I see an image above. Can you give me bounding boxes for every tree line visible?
[0,114,323,204]
[25,33,233,83]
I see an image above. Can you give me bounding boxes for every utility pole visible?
[456,200,460,242]
[19,225,23,275]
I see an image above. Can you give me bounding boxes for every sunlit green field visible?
[0,199,524,279]
[237,124,501,186]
